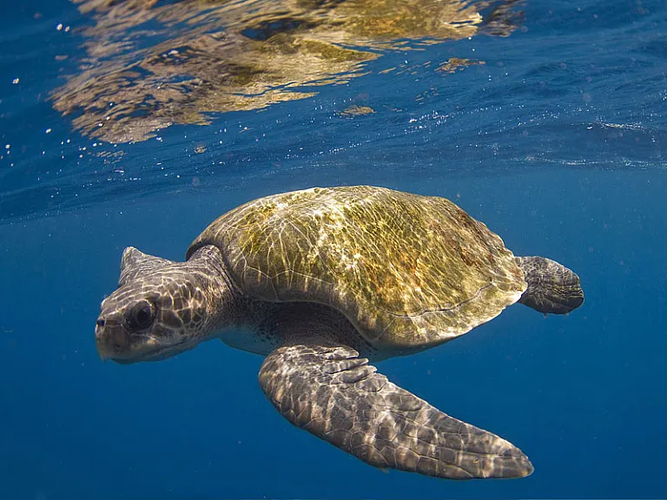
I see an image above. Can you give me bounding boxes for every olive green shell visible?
[187,186,526,350]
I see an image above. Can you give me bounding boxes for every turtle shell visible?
[187,186,526,350]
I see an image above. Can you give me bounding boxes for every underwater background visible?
[1,0,666,498]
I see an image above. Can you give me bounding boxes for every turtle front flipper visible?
[516,256,584,315]
[259,343,533,480]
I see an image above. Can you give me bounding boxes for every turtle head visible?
[96,245,234,364]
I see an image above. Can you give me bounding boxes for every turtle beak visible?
[95,317,108,361]
[95,313,178,364]
[95,314,133,362]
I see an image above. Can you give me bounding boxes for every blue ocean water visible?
[1,0,666,498]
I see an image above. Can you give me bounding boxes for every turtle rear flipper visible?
[516,256,584,315]
[259,343,533,480]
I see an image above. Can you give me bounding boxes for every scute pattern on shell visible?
[187,186,526,350]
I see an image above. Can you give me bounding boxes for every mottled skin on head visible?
[96,186,584,480]
[96,246,240,363]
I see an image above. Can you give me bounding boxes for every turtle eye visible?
[125,300,155,332]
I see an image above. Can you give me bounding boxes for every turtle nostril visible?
[96,319,105,328]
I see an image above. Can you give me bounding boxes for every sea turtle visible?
[95,186,584,480]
